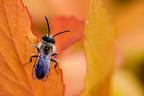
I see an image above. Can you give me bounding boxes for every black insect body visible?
[27,16,69,80]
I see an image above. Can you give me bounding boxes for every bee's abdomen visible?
[35,63,46,79]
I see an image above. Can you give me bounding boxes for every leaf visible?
[0,0,64,96]
[81,0,115,96]
[23,0,90,20]
[51,16,84,52]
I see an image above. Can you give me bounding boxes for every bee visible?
[27,16,70,80]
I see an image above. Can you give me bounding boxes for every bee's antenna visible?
[45,16,50,36]
[52,30,70,38]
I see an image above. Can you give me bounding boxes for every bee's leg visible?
[25,55,38,65]
[52,53,58,56]
[32,63,36,68]
[52,53,58,60]
[51,59,58,68]
[29,55,38,63]
[24,55,38,66]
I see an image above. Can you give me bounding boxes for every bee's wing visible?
[41,48,53,80]
[43,54,51,79]
[32,47,53,80]
[32,56,51,80]
[32,65,50,80]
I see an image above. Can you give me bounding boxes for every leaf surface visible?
[82,0,116,96]
[51,16,84,52]
[0,0,64,96]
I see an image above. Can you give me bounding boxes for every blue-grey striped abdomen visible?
[35,58,50,79]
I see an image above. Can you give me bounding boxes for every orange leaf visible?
[23,0,90,20]
[0,0,64,96]
[51,16,84,52]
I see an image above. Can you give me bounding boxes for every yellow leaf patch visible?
[82,0,116,96]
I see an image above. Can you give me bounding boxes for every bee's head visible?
[43,16,70,45]
[42,36,55,44]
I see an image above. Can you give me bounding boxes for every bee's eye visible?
[42,36,48,41]
[42,36,55,43]
[42,36,51,42]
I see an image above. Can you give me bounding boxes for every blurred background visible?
[23,0,144,96]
